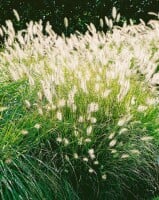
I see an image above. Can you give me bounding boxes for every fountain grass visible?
[0,9,159,199]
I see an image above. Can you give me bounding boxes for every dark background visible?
[0,0,159,35]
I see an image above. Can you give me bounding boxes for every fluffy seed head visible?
[109,139,117,147]
[21,130,28,135]
[34,123,41,129]
[102,174,107,180]
[86,126,93,135]
[56,111,62,121]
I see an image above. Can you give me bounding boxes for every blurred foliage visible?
[0,0,159,35]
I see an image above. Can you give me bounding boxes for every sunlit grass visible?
[0,8,159,199]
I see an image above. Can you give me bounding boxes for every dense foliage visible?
[0,0,159,35]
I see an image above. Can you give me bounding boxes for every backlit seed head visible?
[50,104,56,110]
[117,118,126,127]
[56,137,62,143]
[108,19,113,28]
[121,154,129,159]
[72,104,77,112]
[131,96,136,105]
[56,111,62,121]
[112,7,117,19]
[78,116,84,123]
[109,139,117,147]
[73,153,79,159]
[64,17,69,28]
[105,16,109,26]
[38,108,43,115]
[95,83,100,92]
[88,149,95,159]
[74,130,79,137]
[108,132,115,140]
[111,149,117,154]
[63,138,69,146]
[0,107,8,112]
[85,138,91,143]
[90,154,95,159]
[86,126,92,135]
[65,155,69,161]
[37,91,43,100]
[83,157,88,162]
[93,160,99,165]
[100,18,104,28]
[90,117,97,124]
[0,28,3,37]
[57,99,66,107]
[102,174,107,180]
[116,13,121,22]
[88,149,94,155]
[28,75,35,86]
[21,130,28,135]
[13,9,20,21]
[117,115,132,127]
[5,158,12,164]
[141,136,153,141]
[102,89,111,98]
[34,123,41,129]
[146,98,156,105]
[130,149,140,155]
[137,105,147,112]
[87,102,99,113]
[119,128,128,135]
[89,168,94,173]
[78,137,83,145]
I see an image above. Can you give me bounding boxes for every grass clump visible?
[0,155,79,200]
[0,10,159,199]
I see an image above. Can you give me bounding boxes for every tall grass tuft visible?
[0,8,159,199]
